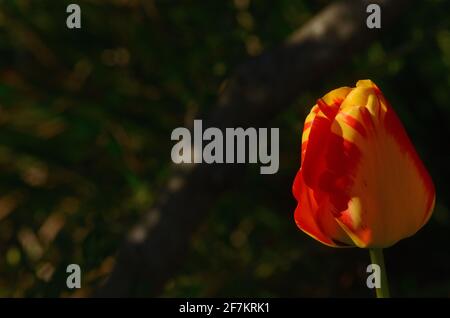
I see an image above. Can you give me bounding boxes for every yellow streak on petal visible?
[331,106,367,147]
[340,86,375,111]
[321,87,352,104]
[335,217,368,248]
[301,105,319,144]
[356,79,377,88]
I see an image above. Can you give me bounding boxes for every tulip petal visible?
[293,170,351,247]
[301,87,352,187]
[301,105,320,164]
[301,112,333,193]
[293,170,336,247]
[326,93,435,247]
[294,92,354,246]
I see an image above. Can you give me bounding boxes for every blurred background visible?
[0,0,449,297]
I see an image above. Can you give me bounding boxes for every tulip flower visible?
[292,80,435,297]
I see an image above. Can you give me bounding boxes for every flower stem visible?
[369,248,390,298]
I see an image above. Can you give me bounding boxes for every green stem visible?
[369,248,390,298]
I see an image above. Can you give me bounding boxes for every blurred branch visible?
[95,0,407,297]
[0,8,61,69]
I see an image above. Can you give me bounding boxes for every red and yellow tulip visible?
[292,80,435,249]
